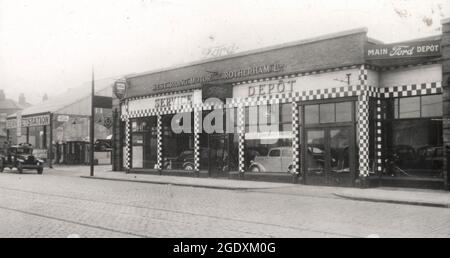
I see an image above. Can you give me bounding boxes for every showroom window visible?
[28,126,47,149]
[162,113,194,171]
[244,103,293,173]
[305,101,353,125]
[393,95,443,119]
[131,117,157,169]
[384,94,444,178]
[199,108,239,173]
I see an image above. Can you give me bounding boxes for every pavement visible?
[68,165,450,209]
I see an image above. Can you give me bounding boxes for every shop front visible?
[124,90,203,175]
[6,113,52,163]
[115,27,448,190]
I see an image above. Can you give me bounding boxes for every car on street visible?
[0,143,44,174]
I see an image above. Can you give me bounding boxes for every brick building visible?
[112,21,450,190]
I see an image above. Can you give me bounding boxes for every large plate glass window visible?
[162,113,194,171]
[245,103,293,173]
[384,95,444,178]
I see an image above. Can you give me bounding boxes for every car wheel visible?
[250,166,260,173]
[183,163,194,171]
[37,167,43,174]
[17,163,23,174]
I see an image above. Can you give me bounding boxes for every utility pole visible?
[90,68,95,177]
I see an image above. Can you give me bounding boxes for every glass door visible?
[208,134,230,177]
[304,126,355,186]
[305,129,326,185]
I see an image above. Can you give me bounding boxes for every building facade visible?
[113,24,450,190]
[6,79,114,166]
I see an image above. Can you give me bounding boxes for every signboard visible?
[57,115,70,122]
[365,40,441,60]
[6,114,50,129]
[21,114,51,127]
[93,96,113,109]
[128,90,202,114]
[150,64,286,95]
[113,80,127,99]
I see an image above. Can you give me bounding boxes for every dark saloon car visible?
[0,144,44,174]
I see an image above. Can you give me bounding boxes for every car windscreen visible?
[16,148,32,155]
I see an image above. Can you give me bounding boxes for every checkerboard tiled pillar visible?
[156,114,162,170]
[375,99,383,175]
[124,118,131,171]
[292,101,300,176]
[358,65,370,180]
[193,109,201,173]
[237,105,245,174]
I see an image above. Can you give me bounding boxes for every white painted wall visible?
[233,68,360,98]
[380,64,442,87]
[367,70,379,88]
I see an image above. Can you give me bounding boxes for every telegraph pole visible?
[90,68,95,177]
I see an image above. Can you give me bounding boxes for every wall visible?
[126,31,367,98]
[379,64,442,87]
[442,19,450,189]
[233,68,361,98]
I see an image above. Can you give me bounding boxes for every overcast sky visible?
[1,0,449,104]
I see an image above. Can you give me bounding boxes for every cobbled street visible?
[0,166,449,238]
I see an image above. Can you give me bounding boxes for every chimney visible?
[0,90,5,101]
[18,93,26,106]
[43,93,48,102]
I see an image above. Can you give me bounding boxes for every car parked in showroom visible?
[0,143,44,174]
[248,147,294,173]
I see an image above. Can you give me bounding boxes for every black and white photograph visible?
[0,0,449,245]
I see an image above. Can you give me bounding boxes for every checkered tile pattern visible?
[156,115,162,170]
[379,82,442,98]
[124,118,131,170]
[291,102,300,175]
[237,106,245,173]
[358,65,370,178]
[193,110,201,172]
[376,99,383,174]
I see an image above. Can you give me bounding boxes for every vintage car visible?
[0,144,44,174]
[249,147,294,173]
[164,147,236,172]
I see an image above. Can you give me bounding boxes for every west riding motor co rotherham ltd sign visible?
[365,40,441,60]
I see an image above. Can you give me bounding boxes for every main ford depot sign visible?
[365,40,441,60]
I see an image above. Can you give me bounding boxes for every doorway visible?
[207,133,238,177]
[304,126,356,186]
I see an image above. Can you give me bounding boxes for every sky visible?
[1,0,449,105]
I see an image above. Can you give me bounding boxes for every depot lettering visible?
[248,79,296,97]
